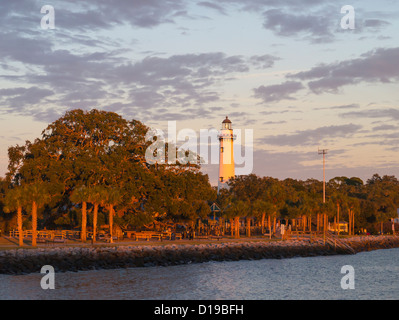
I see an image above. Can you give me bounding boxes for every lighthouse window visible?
[220,177,224,182]
[220,147,224,153]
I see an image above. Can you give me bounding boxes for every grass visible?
[0,235,283,251]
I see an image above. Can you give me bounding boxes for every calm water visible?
[1,248,399,300]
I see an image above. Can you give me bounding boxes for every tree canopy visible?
[1,109,216,234]
[1,109,398,236]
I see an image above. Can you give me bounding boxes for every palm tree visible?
[264,182,284,238]
[245,203,253,238]
[300,193,315,235]
[4,187,27,247]
[70,185,90,242]
[331,192,347,235]
[252,199,272,235]
[87,186,104,243]
[227,200,248,238]
[347,197,360,235]
[26,183,50,247]
[103,188,121,243]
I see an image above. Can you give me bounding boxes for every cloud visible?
[372,124,398,132]
[259,123,362,146]
[2,0,188,31]
[249,54,280,69]
[363,19,391,30]
[340,108,399,121]
[263,120,287,125]
[288,47,399,93]
[313,104,360,111]
[197,2,227,15]
[0,87,54,110]
[1,31,278,121]
[262,8,335,43]
[214,0,327,12]
[253,81,304,103]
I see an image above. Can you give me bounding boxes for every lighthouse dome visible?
[222,116,231,124]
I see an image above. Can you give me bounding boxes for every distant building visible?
[328,221,349,233]
[218,116,236,194]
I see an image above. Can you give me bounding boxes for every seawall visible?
[1,236,399,275]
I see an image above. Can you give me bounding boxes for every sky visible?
[1,0,399,186]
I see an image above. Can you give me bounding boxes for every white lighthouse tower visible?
[218,116,236,193]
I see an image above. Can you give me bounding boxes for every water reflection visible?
[1,248,399,300]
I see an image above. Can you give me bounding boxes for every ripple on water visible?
[1,248,399,300]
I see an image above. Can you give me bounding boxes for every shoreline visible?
[1,235,399,275]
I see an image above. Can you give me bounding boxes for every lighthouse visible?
[218,116,236,193]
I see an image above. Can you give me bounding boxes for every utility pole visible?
[318,148,328,203]
[318,148,328,245]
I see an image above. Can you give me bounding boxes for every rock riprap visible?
[1,236,399,275]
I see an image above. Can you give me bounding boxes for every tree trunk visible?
[17,206,23,247]
[234,216,240,238]
[268,215,271,239]
[333,216,336,234]
[230,218,234,237]
[109,205,114,243]
[348,211,351,235]
[337,204,340,236]
[81,201,87,242]
[31,201,37,247]
[93,203,98,243]
[348,210,352,235]
[261,212,265,234]
[246,217,251,238]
